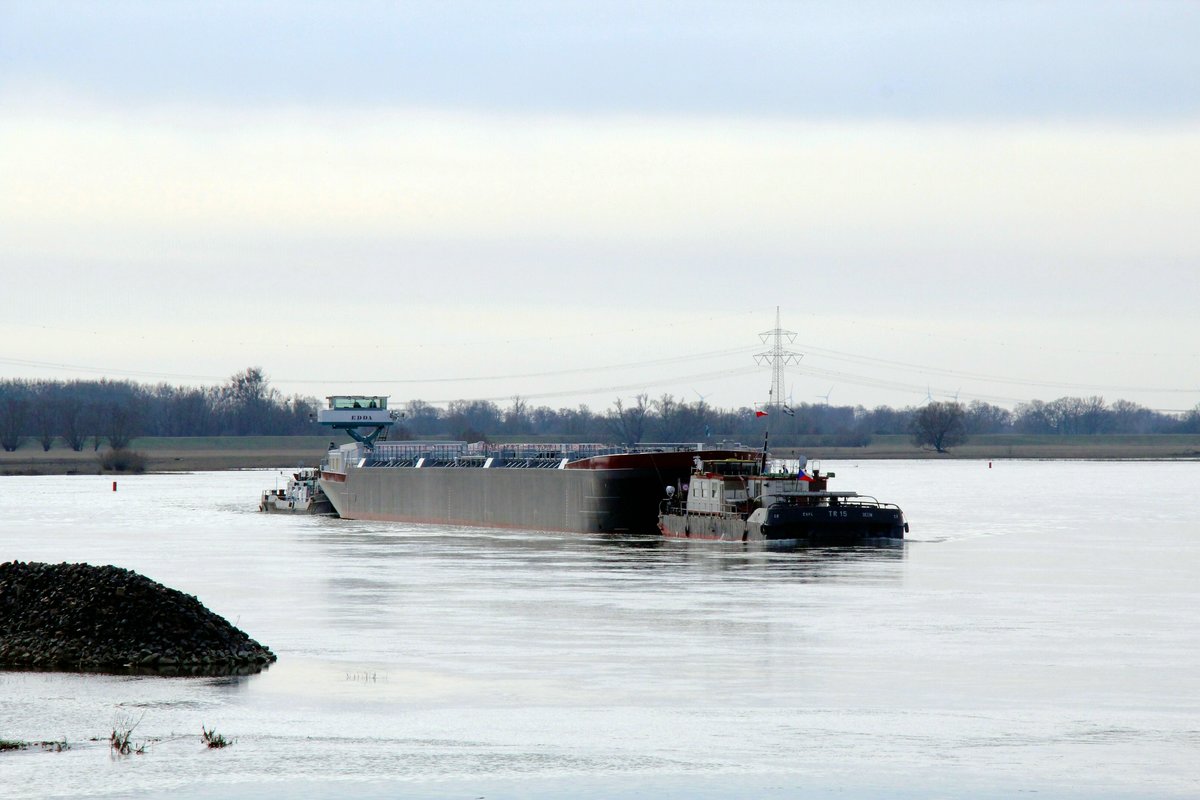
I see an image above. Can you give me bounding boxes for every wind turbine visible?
[815,386,834,406]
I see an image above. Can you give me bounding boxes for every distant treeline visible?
[0,368,315,451]
[2,368,1198,452]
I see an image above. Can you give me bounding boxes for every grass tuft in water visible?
[110,712,146,756]
[0,738,68,753]
[201,726,232,749]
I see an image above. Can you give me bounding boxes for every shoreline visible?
[2,434,1199,475]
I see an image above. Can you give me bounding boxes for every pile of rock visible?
[0,561,277,675]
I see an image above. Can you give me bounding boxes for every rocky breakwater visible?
[0,561,277,675]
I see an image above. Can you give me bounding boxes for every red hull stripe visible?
[657,523,743,541]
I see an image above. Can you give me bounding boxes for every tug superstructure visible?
[657,455,907,544]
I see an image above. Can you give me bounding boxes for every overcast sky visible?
[2,1,1198,413]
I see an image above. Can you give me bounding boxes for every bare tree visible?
[1181,403,1200,434]
[398,400,438,436]
[60,395,87,451]
[89,406,104,451]
[32,386,58,451]
[859,404,916,436]
[1014,399,1058,434]
[910,401,967,453]
[504,395,531,435]
[105,402,138,450]
[446,400,501,439]
[964,401,1013,434]
[0,395,28,452]
[1054,396,1108,434]
[608,394,649,445]
[653,393,704,441]
[222,367,281,435]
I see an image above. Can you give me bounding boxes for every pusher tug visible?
[657,452,907,545]
[259,468,334,515]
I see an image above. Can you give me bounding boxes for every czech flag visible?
[755,410,768,417]
[797,468,813,482]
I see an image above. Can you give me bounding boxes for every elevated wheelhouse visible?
[316,395,395,448]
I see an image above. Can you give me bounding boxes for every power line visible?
[0,356,221,382]
[278,346,759,385]
[798,344,1199,395]
[797,312,1200,359]
[795,364,1026,406]
[0,346,760,386]
[0,309,765,354]
[420,366,763,405]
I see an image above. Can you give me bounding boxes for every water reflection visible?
[0,662,271,679]
[314,519,904,569]
[309,521,907,631]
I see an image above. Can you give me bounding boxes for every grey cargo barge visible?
[319,440,751,534]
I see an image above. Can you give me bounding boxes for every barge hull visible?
[321,466,685,534]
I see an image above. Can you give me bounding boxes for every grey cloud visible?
[2,0,1199,120]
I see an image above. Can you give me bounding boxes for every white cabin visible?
[684,462,812,515]
[316,395,393,427]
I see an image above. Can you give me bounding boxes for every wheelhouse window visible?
[327,396,388,410]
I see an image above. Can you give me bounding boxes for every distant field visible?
[2,434,1198,475]
[0,436,332,475]
[131,436,335,452]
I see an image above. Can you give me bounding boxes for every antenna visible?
[754,306,802,412]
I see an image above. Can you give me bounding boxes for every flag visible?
[755,410,768,418]
[783,404,794,417]
[797,468,813,482]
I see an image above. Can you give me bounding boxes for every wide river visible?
[1,460,1197,798]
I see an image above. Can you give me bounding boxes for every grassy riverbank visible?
[0,436,333,475]
[2,434,1199,475]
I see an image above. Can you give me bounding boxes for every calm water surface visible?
[1,460,1198,798]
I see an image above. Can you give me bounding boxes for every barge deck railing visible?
[324,441,748,472]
